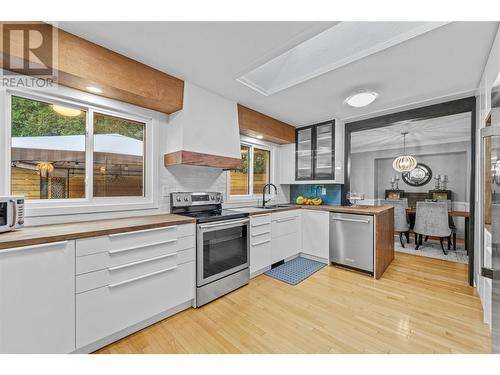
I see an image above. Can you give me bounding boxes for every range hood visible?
[164,82,243,169]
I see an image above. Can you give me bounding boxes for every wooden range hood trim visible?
[164,150,243,170]
[0,22,184,114]
[237,104,296,144]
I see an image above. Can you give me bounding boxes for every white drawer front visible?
[76,224,195,257]
[250,214,272,227]
[271,232,300,264]
[76,247,195,293]
[76,235,195,275]
[250,227,271,240]
[76,260,195,348]
[250,239,271,274]
[271,209,300,221]
[271,215,300,238]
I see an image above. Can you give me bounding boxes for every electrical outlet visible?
[321,187,327,195]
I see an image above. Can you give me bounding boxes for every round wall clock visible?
[401,163,432,187]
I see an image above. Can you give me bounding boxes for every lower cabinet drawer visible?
[271,215,300,238]
[76,247,195,293]
[250,239,271,274]
[271,232,300,264]
[76,235,195,275]
[76,260,195,348]
[76,224,195,257]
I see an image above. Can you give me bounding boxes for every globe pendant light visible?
[393,131,417,172]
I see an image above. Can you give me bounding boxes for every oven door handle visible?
[199,218,249,229]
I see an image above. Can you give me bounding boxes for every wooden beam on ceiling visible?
[0,22,184,114]
[237,105,296,144]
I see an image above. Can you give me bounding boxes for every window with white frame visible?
[229,142,272,197]
[5,91,156,215]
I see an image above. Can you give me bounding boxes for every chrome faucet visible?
[262,183,277,208]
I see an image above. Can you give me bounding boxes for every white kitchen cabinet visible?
[249,214,272,276]
[271,210,301,263]
[301,210,330,261]
[0,241,75,354]
[279,143,296,184]
[75,223,196,350]
[76,260,195,348]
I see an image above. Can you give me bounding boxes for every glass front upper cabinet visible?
[296,126,313,180]
[295,121,335,180]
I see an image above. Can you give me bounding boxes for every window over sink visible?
[229,142,272,198]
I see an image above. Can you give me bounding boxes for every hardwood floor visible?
[96,253,491,354]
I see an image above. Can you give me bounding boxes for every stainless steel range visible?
[170,192,250,306]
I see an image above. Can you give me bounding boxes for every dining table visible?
[406,208,470,253]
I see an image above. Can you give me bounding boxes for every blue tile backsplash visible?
[290,184,341,205]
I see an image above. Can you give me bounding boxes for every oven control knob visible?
[176,196,181,202]
[210,195,215,200]
[184,197,189,201]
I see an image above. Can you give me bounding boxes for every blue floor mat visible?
[265,257,326,285]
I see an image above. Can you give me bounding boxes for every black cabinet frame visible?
[295,120,336,181]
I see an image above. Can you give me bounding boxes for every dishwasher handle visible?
[331,217,370,224]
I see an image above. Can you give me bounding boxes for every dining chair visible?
[413,201,453,254]
[382,199,410,247]
[421,199,456,250]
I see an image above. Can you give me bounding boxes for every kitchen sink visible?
[255,204,293,209]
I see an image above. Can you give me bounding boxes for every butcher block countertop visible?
[234,204,393,216]
[0,214,196,250]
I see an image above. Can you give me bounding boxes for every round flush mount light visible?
[256,135,263,139]
[52,104,82,117]
[86,86,103,94]
[345,91,378,108]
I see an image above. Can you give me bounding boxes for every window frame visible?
[1,86,159,217]
[228,138,275,200]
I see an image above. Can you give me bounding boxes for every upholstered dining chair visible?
[382,199,410,247]
[422,199,456,250]
[413,201,452,254]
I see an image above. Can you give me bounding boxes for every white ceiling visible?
[237,22,450,96]
[57,21,499,126]
[350,112,471,153]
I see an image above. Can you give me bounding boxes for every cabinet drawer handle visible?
[108,266,178,288]
[108,239,178,254]
[108,225,177,237]
[331,217,370,224]
[251,222,270,228]
[251,230,271,237]
[108,252,178,271]
[0,240,68,254]
[252,239,271,247]
[275,217,297,223]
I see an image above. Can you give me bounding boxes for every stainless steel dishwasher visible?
[329,212,374,273]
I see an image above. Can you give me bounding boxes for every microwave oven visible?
[0,196,25,233]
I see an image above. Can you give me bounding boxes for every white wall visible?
[351,141,471,199]
[476,25,500,329]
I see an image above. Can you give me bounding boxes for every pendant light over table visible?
[393,131,417,172]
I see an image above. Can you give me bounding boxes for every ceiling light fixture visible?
[256,135,263,139]
[393,131,417,172]
[86,86,103,94]
[52,104,83,117]
[345,91,378,108]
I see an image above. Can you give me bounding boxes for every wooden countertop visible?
[241,204,393,216]
[0,214,196,250]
